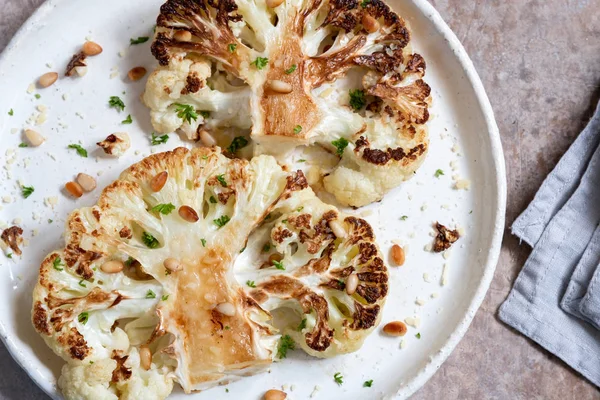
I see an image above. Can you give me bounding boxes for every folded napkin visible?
[499,100,600,387]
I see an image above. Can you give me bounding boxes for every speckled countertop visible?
[1,0,599,399]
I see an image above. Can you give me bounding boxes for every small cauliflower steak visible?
[143,0,431,207]
[32,147,388,399]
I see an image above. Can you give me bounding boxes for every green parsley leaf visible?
[146,290,156,299]
[293,125,302,134]
[216,174,228,187]
[296,206,304,212]
[108,96,125,112]
[68,144,88,157]
[130,36,150,45]
[18,143,28,148]
[78,279,86,287]
[331,138,349,156]
[285,64,297,74]
[277,334,295,359]
[363,380,373,387]
[297,318,306,331]
[34,94,41,99]
[349,89,366,110]
[173,103,198,124]
[251,57,269,70]
[225,388,229,393]
[334,372,344,385]
[6,253,12,259]
[434,169,444,178]
[8,109,13,116]
[415,332,421,339]
[151,133,169,145]
[53,257,64,271]
[224,326,231,330]
[161,294,169,301]
[240,247,246,253]
[214,215,230,228]
[78,312,89,324]
[151,203,176,215]
[202,155,208,160]
[200,110,210,119]
[262,243,271,252]
[360,0,370,7]
[246,280,256,288]
[124,257,135,267]
[272,260,285,270]
[48,219,53,223]
[209,196,217,204]
[142,232,159,248]
[297,159,306,163]
[227,136,249,153]
[22,186,34,199]
[400,215,408,221]
[122,114,133,124]
[201,238,207,247]
[228,43,237,53]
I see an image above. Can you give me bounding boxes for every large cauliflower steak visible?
[32,147,388,398]
[143,0,431,207]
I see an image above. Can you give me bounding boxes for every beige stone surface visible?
[0,0,599,399]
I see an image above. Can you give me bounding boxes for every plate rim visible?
[0,0,507,399]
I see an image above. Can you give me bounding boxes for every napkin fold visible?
[499,100,600,387]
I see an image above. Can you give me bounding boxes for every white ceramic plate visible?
[0,0,505,398]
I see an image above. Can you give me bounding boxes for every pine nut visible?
[264,389,287,400]
[38,72,58,88]
[268,253,283,264]
[75,66,88,77]
[101,260,124,273]
[150,171,168,192]
[174,30,192,42]
[346,273,358,295]
[178,205,199,223]
[82,41,103,56]
[216,302,236,316]
[391,244,405,266]
[128,67,147,81]
[329,219,347,239]
[199,130,217,147]
[382,321,407,336]
[362,14,380,33]
[140,345,152,370]
[265,0,284,8]
[76,173,96,192]
[164,258,182,272]
[268,79,292,94]
[24,129,45,146]
[65,181,83,198]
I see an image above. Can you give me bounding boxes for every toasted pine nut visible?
[76,173,96,192]
[269,253,283,264]
[199,130,217,147]
[25,129,45,146]
[382,321,408,336]
[391,244,405,266]
[179,205,199,223]
[128,66,147,81]
[362,14,380,33]
[268,79,292,94]
[266,0,284,8]
[264,389,287,400]
[174,30,192,42]
[346,273,359,295]
[75,66,88,77]
[82,41,103,56]
[164,258,182,272]
[216,302,236,316]
[150,171,168,192]
[140,345,152,370]
[101,260,124,273]
[65,181,83,198]
[329,219,347,239]
[38,72,58,88]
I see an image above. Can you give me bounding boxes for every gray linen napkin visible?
[499,100,600,387]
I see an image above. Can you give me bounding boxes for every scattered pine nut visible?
[140,345,152,370]
[268,79,292,94]
[164,258,182,272]
[25,129,45,147]
[150,171,168,192]
[174,30,192,42]
[82,41,103,56]
[265,0,284,8]
[264,389,287,400]
[101,260,124,273]
[346,273,358,295]
[38,72,58,88]
[329,219,347,239]
[199,130,217,147]
[76,173,96,192]
[216,302,236,316]
[268,253,283,264]
[362,14,380,33]
[383,321,408,336]
[178,205,199,223]
[128,66,147,81]
[391,244,405,266]
[65,181,83,198]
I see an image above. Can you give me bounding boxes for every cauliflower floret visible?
[143,0,431,206]
[58,359,118,400]
[97,133,131,157]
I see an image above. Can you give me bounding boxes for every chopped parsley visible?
[209,196,217,204]
[161,294,169,301]
[434,169,444,178]
[262,243,271,252]
[251,57,269,70]
[122,114,133,124]
[331,138,349,156]
[48,219,53,223]
[360,0,370,7]
[297,318,307,331]
[348,89,366,110]
[108,96,125,112]
[146,290,156,299]
[228,43,237,53]
[142,232,159,248]
[293,125,302,134]
[52,257,64,271]
[227,136,249,153]
[21,186,34,199]
[6,253,12,259]
[246,280,256,288]
[78,280,86,288]
[363,380,373,387]
[202,155,208,160]
[415,332,421,339]
[34,94,41,99]
[334,372,344,385]
[174,103,198,124]
[239,246,246,253]
[151,133,169,145]
[18,143,28,148]
[124,257,135,267]
[224,325,230,330]
[130,36,150,45]
[200,110,210,119]
[78,312,89,325]
[216,174,228,187]
[214,215,230,228]
[296,206,304,212]
[400,215,408,221]
[272,260,285,270]
[201,238,207,247]
[8,109,13,116]
[297,159,306,163]
[151,203,176,215]
[277,334,295,359]
[285,64,297,74]
[68,144,88,157]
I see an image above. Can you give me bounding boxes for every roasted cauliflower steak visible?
[143,0,431,207]
[32,147,388,399]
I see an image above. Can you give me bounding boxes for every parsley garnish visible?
[34,94,41,100]
[416,332,421,339]
[201,238,207,247]
[246,280,256,288]
[331,138,349,156]
[296,206,304,212]
[8,109,13,116]
[349,89,366,110]
[68,144,88,157]
[18,143,28,148]
[334,372,344,385]
[151,133,169,145]
[240,247,246,253]
[251,57,269,70]
[173,103,198,124]
[272,260,285,270]
[48,219,53,223]
[262,243,271,252]
[298,159,306,163]
[297,318,307,331]
[434,169,444,178]
[146,290,156,299]
[78,312,89,325]
[108,96,125,112]
[224,325,231,330]
[214,215,230,228]
[6,253,12,259]
[151,203,175,215]
[22,186,34,198]
[125,257,135,267]
[360,0,370,7]
[161,294,169,301]
[142,232,159,248]
[209,196,217,204]
[277,334,295,359]
[285,64,297,74]
[400,215,408,221]
[52,257,64,271]
[78,280,86,287]
[130,36,150,45]
[293,125,302,134]
[200,110,210,119]
[364,380,373,387]
[122,114,133,124]
[228,43,237,53]
[227,136,249,153]
[216,174,228,187]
